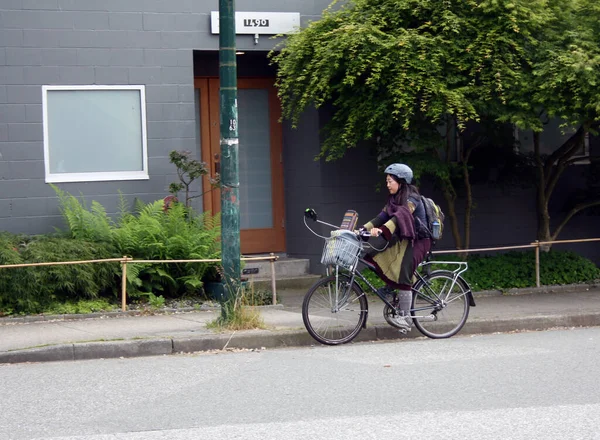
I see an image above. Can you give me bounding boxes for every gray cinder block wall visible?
[0,0,332,235]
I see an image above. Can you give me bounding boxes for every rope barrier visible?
[0,255,279,311]
[0,237,597,310]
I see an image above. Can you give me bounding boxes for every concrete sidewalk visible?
[1,284,600,364]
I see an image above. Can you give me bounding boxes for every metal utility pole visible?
[218,0,240,319]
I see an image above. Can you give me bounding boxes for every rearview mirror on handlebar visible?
[304,208,318,222]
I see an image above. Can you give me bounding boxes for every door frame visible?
[194,77,286,254]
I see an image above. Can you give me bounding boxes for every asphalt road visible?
[2,328,600,440]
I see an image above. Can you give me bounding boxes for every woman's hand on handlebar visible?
[369,228,382,237]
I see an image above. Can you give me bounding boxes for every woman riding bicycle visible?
[362,163,432,329]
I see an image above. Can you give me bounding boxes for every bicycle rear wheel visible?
[302,274,368,345]
[411,270,470,339]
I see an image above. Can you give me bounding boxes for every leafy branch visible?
[168,150,220,208]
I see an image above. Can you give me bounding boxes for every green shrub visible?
[464,250,600,291]
[0,234,119,315]
[52,185,222,300]
[111,200,221,298]
[0,187,222,315]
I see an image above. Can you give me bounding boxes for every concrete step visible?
[240,255,319,295]
[247,274,322,292]
[242,256,310,280]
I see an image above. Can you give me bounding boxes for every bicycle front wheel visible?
[302,274,368,345]
[412,270,470,339]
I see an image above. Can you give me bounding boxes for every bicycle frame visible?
[326,257,470,319]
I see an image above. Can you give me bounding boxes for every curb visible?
[0,303,285,325]
[474,283,600,297]
[2,311,600,365]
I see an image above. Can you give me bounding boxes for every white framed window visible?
[42,85,149,183]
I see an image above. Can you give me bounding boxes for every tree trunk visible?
[442,185,463,250]
[443,118,463,250]
[533,131,552,247]
[460,136,473,254]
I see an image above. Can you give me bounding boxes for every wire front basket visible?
[321,230,362,270]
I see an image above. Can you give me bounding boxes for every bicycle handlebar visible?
[356,228,371,241]
[303,207,371,240]
[304,208,318,222]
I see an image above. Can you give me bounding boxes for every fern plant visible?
[52,184,112,242]
[1,187,223,314]
[112,200,221,297]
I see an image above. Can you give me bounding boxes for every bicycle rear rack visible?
[419,260,468,278]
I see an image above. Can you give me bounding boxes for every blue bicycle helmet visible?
[384,163,413,184]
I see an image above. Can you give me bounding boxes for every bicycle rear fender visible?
[467,290,476,307]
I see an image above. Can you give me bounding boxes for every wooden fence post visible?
[121,257,128,312]
[270,253,277,305]
[534,242,541,288]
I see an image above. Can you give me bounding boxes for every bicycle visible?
[302,208,476,345]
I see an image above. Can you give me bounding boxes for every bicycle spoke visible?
[415,290,438,307]
[445,292,468,304]
[412,271,470,339]
[302,275,368,345]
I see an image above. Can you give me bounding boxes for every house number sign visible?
[244,18,269,28]
[211,11,301,35]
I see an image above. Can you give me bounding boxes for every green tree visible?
[499,0,600,244]
[270,0,551,250]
